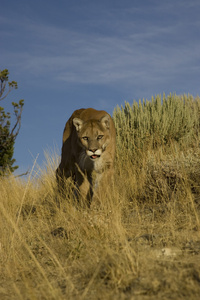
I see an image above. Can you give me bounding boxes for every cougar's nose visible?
[89,148,97,153]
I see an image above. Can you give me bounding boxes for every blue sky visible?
[1,0,200,175]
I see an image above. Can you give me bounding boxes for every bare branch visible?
[15,170,30,178]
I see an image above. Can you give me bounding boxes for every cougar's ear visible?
[73,118,83,132]
[100,114,110,129]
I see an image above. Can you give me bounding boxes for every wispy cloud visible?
[1,2,200,90]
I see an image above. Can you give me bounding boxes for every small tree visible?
[0,69,24,175]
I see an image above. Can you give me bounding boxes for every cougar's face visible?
[73,116,111,160]
[80,124,108,160]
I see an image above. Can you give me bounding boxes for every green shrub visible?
[113,94,200,158]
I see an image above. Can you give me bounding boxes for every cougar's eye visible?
[82,136,89,141]
[97,135,103,140]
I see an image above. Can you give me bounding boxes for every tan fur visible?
[56,108,116,206]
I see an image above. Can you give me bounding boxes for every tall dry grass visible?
[1,94,200,299]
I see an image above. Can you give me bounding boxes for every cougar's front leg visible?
[75,169,92,207]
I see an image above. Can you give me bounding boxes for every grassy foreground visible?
[1,94,200,299]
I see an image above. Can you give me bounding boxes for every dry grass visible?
[1,142,200,300]
[1,94,200,299]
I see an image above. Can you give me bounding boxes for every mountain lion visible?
[56,108,116,206]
